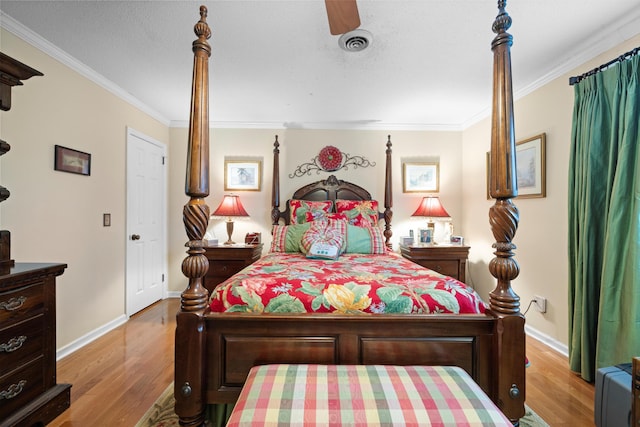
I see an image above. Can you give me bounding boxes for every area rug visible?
[137,383,549,427]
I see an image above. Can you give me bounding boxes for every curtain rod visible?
[569,46,640,85]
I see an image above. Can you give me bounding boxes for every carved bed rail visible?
[487,0,525,419]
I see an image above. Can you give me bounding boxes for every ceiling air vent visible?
[339,29,372,52]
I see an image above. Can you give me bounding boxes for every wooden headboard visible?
[270,135,394,247]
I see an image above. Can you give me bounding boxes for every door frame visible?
[125,126,168,317]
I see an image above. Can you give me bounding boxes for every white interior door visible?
[126,127,166,316]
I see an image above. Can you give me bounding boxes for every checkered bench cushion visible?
[226,364,512,426]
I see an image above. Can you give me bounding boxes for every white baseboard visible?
[525,324,569,357]
[167,290,182,298]
[56,314,128,361]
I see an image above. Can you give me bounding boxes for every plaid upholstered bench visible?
[226,364,512,426]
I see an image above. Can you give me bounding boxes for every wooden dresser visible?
[0,263,70,427]
[203,244,263,294]
[400,244,470,283]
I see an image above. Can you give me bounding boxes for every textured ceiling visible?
[1,1,639,129]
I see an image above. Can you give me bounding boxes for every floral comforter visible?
[209,252,487,314]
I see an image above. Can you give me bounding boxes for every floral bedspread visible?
[209,252,487,314]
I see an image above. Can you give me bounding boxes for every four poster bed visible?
[175,2,525,426]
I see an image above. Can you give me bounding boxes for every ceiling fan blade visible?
[325,0,360,35]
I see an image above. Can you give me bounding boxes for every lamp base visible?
[224,219,235,245]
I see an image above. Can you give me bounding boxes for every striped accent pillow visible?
[300,219,347,256]
[367,224,387,254]
[270,223,311,253]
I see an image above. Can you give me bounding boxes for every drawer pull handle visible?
[0,380,27,400]
[0,335,27,352]
[0,296,27,311]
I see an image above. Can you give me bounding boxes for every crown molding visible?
[0,11,170,127]
[462,10,640,130]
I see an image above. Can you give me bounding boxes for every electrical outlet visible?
[533,295,547,313]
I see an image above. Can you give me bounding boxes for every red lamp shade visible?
[212,194,249,218]
[411,196,450,219]
[212,195,249,245]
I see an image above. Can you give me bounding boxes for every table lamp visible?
[212,194,249,245]
[411,196,451,243]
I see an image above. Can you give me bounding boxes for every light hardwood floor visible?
[48,298,595,426]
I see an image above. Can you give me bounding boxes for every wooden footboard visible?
[204,313,498,404]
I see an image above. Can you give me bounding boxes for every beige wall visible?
[461,33,640,349]
[0,29,169,350]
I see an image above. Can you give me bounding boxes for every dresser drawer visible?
[419,260,459,278]
[0,356,46,419]
[0,283,44,325]
[0,314,45,378]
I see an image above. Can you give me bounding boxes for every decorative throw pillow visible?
[303,211,347,223]
[270,223,311,253]
[345,223,387,254]
[289,199,333,224]
[335,199,379,227]
[300,219,347,259]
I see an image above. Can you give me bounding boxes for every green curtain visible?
[568,55,640,382]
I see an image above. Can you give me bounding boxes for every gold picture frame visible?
[486,133,546,199]
[224,160,262,191]
[402,162,439,193]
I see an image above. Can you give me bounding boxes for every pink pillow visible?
[289,199,333,224]
[335,199,379,227]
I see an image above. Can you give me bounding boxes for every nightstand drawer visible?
[0,356,46,419]
[418,260,459,278]
[203,244,263,293]
[400,245,469,283]
[208,260,247,277]
[0,283,44,325]
[0,314,45,378]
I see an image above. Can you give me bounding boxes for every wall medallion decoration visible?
[289,145,375,178]
[318,146,342,171]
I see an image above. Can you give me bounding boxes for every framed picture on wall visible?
[54,145,91,176]
[224,160,262,191]
[486,133,546,199]
[402,162,439,193]
[515,133,546,198]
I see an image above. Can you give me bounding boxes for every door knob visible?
[131,234,141,241]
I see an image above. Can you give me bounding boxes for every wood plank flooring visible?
[48,298,595,426]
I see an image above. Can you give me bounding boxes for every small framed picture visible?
[450,235,464,246]
[54,145,91,176]
[402,162,439,193]
[224,160,261,191]
[418,228,432,244]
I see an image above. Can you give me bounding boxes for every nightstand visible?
[203,243,263,293]
[399,244,470,282]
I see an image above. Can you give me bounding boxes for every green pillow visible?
[270,222,311,253]
[345,224,387,254]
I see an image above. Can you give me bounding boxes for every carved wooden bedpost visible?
[271,136,281,225]
[383,135,393,248]
[175,6,211,427]
[487,0,525,423]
